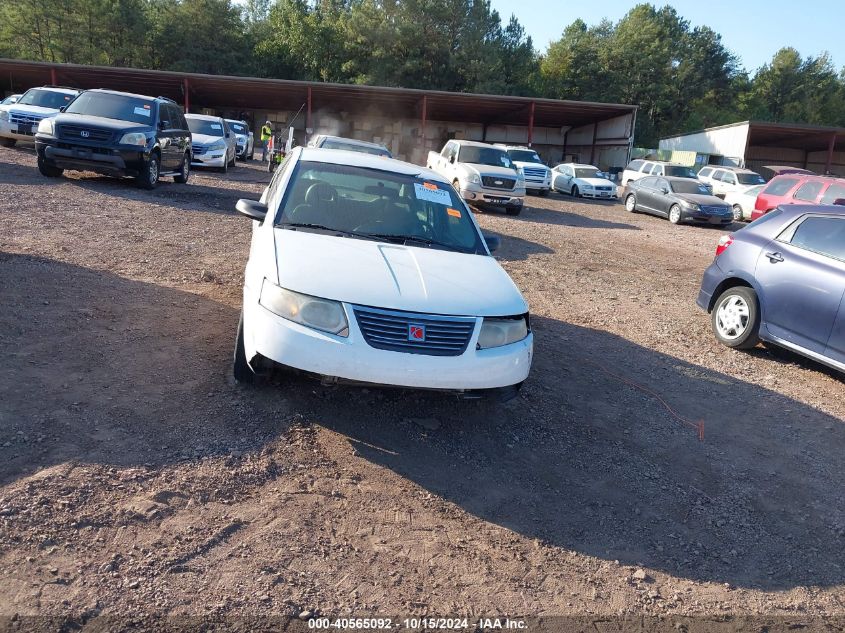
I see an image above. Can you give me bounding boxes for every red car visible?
[751,174,845,221]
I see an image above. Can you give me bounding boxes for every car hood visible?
[52,113,151,131]
[513,161,549,171]
[8,104,61,116]
[576,177,615,187]
[191,132,227,145]
[676,193,730,206]
[273,229,528,316]
[464,163,519,178]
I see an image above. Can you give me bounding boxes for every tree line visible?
[2,0,843,145]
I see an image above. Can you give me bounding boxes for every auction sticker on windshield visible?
[133,107,151,117]
[447,207,462,218]
[414,182,451,205]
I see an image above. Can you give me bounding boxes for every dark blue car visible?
[697,204,845,373]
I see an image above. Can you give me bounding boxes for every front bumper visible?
[0,119,41,142]
[525,179,551,192]
[191,151,226,167]
[35,136,147,176]
[243,300,533,390]
[459,184,525,208]
[687,211,733,225]
[580,188,618,199]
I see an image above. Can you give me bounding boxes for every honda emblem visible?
[408,324,426,342]
[80,130,90,138]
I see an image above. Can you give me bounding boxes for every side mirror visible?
[59,106,66,112]
[661,187,669,194]
[236,199,268,221]
[226,132,232,138]
[482,232,500,253]
[449,155,456,164]
[159,120,169,130]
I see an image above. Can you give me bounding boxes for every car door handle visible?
[765,251,784,263]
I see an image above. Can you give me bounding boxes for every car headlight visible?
[209,140,226,151]
[259,281,349,336]
[680,199,700,211]
[0,110,8,122]
[582,183,594,189]
[477,315,529,349]
[119,132,147,146]
[466,172,481,185]
[36,118,54,135]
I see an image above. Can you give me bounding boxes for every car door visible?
[635,177,659,212]
[755,214,845,353]
[156,103,175,170]
[558,166,572,191]
[709,170,725,196]
[721,171,738,196]
[652,178,673,216]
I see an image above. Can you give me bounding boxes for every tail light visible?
[716,234,733,256]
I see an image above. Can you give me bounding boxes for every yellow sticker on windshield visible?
[447,207,461,218]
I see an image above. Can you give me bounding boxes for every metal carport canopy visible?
[0,58,635,128]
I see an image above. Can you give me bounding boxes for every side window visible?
[721,172,737,184]
[639,176,655,188]
[699,167,713,179]
[627,159,643,171]
[821,183,845,205]
[442,142,453,159]
[657,178,669,191]
[762,177,799,196]
[794,181,824,202]
[651,164,663,175]
[711,169,724,181]
[786,216,845,261]
[268,154,297,221]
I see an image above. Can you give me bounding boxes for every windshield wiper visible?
[360,233,458,249]
[280,222,360,236]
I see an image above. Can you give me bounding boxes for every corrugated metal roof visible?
[662,120,845,152]
[0,58,636,128]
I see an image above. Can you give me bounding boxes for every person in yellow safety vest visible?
[260,121,273,161]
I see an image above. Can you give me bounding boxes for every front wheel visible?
[233,310,255,384]
[539,189,549,197]
[174,154,190,184]
[505,205,522,216]
[712,287,760,349]
[625,194,637,213]
[571,185,580,198]
[0,137,16,148]
[732,204,743,222]
[37,157,63,178]
[136,153,160,189]
[668,204,682,224]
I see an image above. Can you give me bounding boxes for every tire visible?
[572,185,580,198]
[625,194,637,213]
[732,204,743,222]
[37,157,63,178]
[711,286,760,350]
[0,137,16,148]
[505,205,521,216]
[539,189,549,197]
[233,310,255,384]
[668,204,682,224]
[173,153,190,184]
[136,152,160,190]
[229,151,236,168]
[220,155,228,174]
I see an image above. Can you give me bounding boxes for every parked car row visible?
[0,85,260,188]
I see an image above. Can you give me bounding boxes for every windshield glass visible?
[2,95,20,105]
[17,89,74,110]
[458,146,514,169]
[574,167,602,179]
[188,118,225,137]
[665,165,697,178]
[65,92,155,124]
[276,161,484,254]
[508,149,542,163]
[320,139,391,157]
[226,121,248,135]
[671,180,712,195]
[738,172,766,185]
[745,185,764,196]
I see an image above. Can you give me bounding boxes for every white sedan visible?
[186,113,237,172]
[234,148,533,400]
[724,184,764,221]
[551,163,618,199]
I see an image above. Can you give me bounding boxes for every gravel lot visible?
[2,145,845,630]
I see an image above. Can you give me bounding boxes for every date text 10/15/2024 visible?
[307,617,527,630]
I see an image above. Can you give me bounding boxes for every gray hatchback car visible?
[697,205,845,373]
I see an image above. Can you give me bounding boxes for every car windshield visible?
[188,118,225,137]
[17,89,74,110]
[664,166,698,178]
[671,180,712,195]
[458,146,514,169]
[508,149,542,163]
[65,92,156,124]
[320,139,391,157]
[227,121,248,135]
[276,160,485,254]
[745,185,764,196]
[574,167,602,179]
[2,95,20,105]
[738,173,766,185]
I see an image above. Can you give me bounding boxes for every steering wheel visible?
[305,182,337,204]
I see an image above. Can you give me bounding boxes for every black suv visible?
[34,89,191,189]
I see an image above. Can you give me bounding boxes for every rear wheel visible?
[233,310,255,384]
[173,153,190,184]
[668,204,682,224]
[625,194,637,213]
[136,152,160,189]
[712,287,760,349]
[37,157,63,178]
[0,137,16,148]
[732,204,743,222]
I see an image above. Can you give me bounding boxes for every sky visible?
[489,0,845,74]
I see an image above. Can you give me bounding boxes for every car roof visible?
[451,140,501,149]
[317,135,388,151]
[711,166,758,173]
[778,204,845,216]
[770,173,845,183]
[496,144,534,150]
[84,88,158,101]
[185,113,223,121]
[299,147,444,181]
[561,163,600,169]
[663,176,706,182]
[224,118,247,124]
[29,86,78,95]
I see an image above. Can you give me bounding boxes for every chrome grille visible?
[10,111,45,126]
[57,125,113,142]
[481,176,516,190]
[353,306,476,357]
[595,186,613,191]
[522,167,547,180]
[701,205,729,215]
[192,144,207,155]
